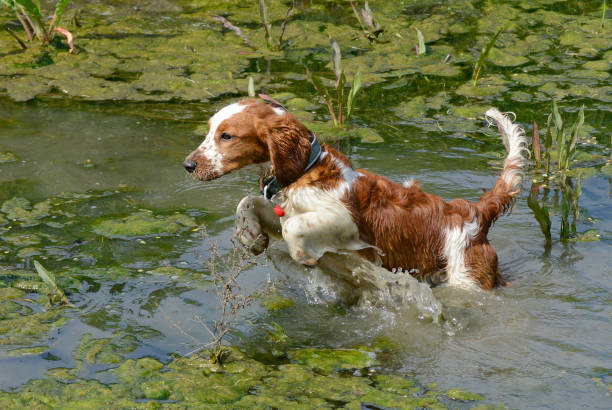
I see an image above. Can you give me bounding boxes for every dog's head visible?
[183,99,312,186]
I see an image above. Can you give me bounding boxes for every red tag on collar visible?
[273,205,285,217]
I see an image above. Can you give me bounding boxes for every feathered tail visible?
[477,108,529,229]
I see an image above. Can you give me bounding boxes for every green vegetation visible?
[258,0,294,50]
[350,1,384,43]
[307,37,361,127]
[33,260,72,306]
[1,0,73,52]
[528,100,592,243]
[473,29,501,85]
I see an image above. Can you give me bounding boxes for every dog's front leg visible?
[235,195,282,255]
[281,211,364,267]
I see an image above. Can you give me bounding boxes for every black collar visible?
[262,132,322,201]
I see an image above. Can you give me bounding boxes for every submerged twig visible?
[4,25,27,49]
[278,0,294,47]
[210,14,254,48]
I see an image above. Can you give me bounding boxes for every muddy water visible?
[1,0,612,408]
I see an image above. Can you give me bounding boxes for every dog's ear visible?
[257,113,311,187]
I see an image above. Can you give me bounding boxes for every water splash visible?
[268,244,443,323]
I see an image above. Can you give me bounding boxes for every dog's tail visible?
[477,108,529,230]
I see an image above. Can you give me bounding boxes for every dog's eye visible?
[220,133,233,141]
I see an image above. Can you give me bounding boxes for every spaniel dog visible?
[183,98,527,290]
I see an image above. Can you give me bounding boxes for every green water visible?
[1,0,611,408]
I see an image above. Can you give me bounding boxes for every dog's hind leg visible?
[235,195,282,255]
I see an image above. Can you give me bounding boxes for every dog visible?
[183,98,528,290]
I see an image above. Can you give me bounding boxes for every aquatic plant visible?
[1,0,74,53]
[258,0,294,50]
[306,37,361,127]
[192,235,255,365]
[529,101,587,242]
[472,29,501,85]
[350,1,384,43]
[33,260,72,306]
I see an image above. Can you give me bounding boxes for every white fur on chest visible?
[279,183,370,263]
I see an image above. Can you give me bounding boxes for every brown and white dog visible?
[183,99,528,290]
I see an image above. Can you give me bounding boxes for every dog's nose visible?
[183,159,197,173]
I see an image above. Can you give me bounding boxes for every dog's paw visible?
[235,213,269,255]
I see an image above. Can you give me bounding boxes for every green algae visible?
[93,210,196,238]
[488,47,529,67]
[1,197,52,226]
[356,127,384,144]
[0,345,477,408]
[261,293,295,311]
[0,307,67,346]
[446,388,485,401]
[75,333,139,365]
[288,347,377,375]
[5,346,48,357]
[456,75,509,98]
[0,152,18,163]
[373,373,421,396]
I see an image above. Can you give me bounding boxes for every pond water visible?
[1,0,611,408]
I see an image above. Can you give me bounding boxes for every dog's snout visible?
[183,159,197,173]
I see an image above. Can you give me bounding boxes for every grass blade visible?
[603,0,607,29]
[472,29,501,85]
[415,28,426,55]
[568,105,584,168]
[34,260,72,306]
[551,99,563,139]
[346,70,361,120]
